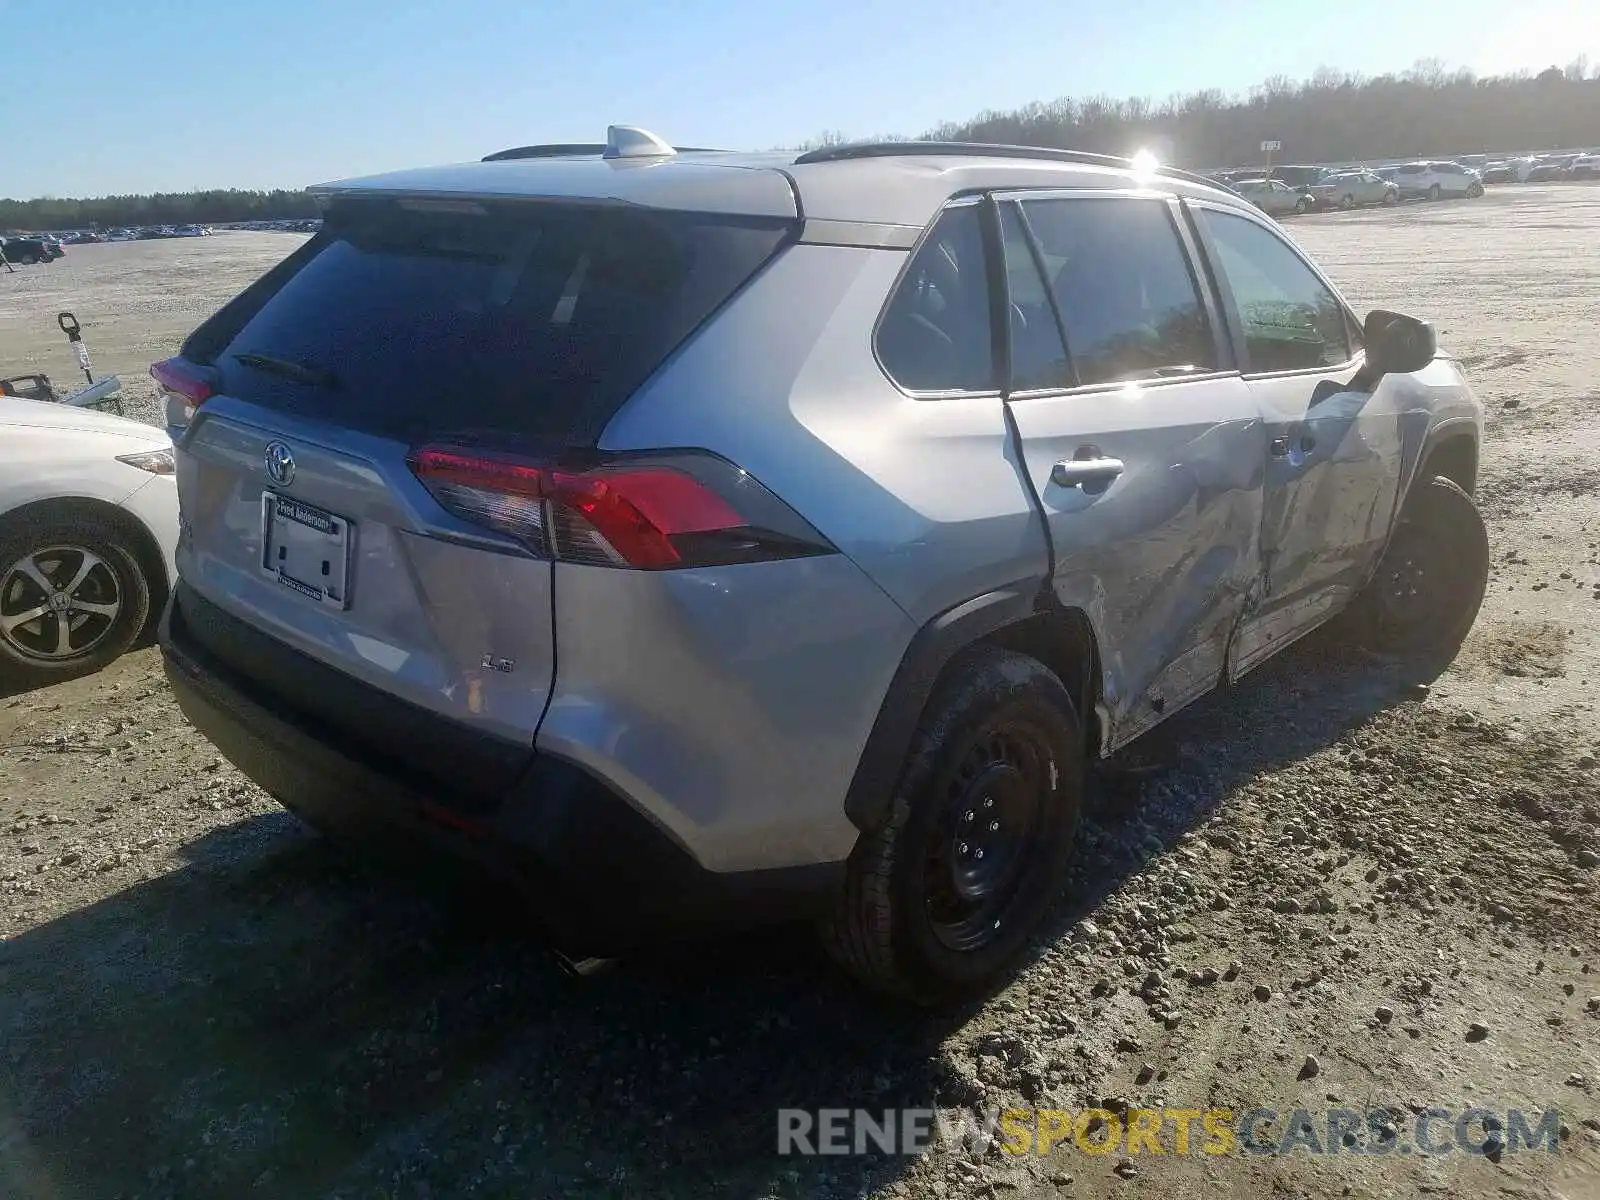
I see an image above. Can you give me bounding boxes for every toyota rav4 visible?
[155,128,1488,1000]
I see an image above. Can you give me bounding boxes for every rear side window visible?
[182,200,793,442]
[1196,209,1352,372]
[876,203,995,393]
[1018,197,1217,388]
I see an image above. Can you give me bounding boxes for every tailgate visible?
[175,401,555,791]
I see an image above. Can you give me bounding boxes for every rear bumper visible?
[158,582,843,955]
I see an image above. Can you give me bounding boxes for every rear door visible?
[1188,201,1406,677]
[996,191,1265,747]
[167,198,792,789]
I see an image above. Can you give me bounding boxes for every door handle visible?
[1051,456,1125,489]
[1270,434,1317,458]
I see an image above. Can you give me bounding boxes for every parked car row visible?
[107,225,215,240]
[1211,147,1600,216]
[222,218,322,233]
[1211,159,1483,214]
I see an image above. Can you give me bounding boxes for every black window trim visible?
[990,187,1242,403]
[1001,197,1080,390]
[1182,197,1366,381]
[871,193,1004,401]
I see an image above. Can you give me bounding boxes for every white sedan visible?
[0,397,179,687]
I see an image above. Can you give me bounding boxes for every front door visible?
[1188,203,1407,677]
[996,191,1265,748]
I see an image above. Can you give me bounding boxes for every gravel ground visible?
[2,190,1599,1200]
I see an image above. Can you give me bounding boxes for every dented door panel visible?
[1007,380,1265,748]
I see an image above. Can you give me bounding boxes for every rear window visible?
[183,199,793,443]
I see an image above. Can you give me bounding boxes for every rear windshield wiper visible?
[231,351,340,390]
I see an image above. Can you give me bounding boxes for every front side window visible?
[1198,209,1352,372]
[1019,197,1217,388]
[876,204,995,392]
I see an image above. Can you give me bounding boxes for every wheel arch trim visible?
[843,577,1103,833]
[1410,419,1479,498]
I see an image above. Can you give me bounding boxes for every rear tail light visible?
[407,446,835,570]
[150,357,217,433]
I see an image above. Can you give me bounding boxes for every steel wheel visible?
[921,723,1051,953]
[1371,541,1436,635]
[0,545,124,662]
[821,647,1083,1001]
[1347,476,1489,661]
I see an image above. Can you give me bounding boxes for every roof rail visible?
[791,140,1224,191]
[483,143,607,162]
[483,134,727,163]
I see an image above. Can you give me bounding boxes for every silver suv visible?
[1392,161,1485,201]
[156,128,1488,1000]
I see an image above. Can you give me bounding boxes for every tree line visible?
[1,188,319,232]
[816,59,1600,169]
[8,59,1599,230]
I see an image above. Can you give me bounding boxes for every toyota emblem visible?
[264,440,296,486]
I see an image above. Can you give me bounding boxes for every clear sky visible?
[3,0,1596,198]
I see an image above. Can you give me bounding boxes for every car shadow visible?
[0,628,1445,1200]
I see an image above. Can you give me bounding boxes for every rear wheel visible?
[1383,189,1399,205]
[1467,182,1484,198]
[20,252,40,265]
[1427,183,1442,201]
[821,647,1083,1002]
[1294,197,1309,214]
[1340,193,1356,210]
[0,513,152,689]
[1347,476,1489,661]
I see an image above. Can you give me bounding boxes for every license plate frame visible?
[260,492,354,610]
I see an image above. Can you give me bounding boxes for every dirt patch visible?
[1460,621,1572,679]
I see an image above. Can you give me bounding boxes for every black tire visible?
[1383,190,1399,205]
[1427,183,1442,202]
[1294,197,1309,214]
[820,647,1084,1002]
[1467,182,1484,198]
[20,252,40,265]
[0,512,152,689]
[1347,476,1489,660]
[1340,193,1355,210]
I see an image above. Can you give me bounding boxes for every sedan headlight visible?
[115,447,176,475]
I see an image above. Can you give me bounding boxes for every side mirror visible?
[1363,309,1437,377]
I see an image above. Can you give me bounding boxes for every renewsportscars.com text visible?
[777,1105,1562,1158]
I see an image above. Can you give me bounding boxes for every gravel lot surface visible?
[1,190,1599,1199]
